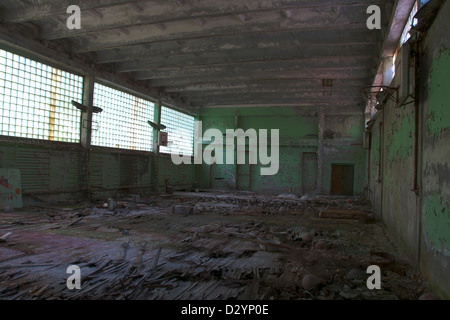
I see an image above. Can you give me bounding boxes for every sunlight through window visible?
[159,106,194,157]
[0,49,83,142]
[91,82,155,151]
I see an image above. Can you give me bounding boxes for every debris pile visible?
[0,192,435,300]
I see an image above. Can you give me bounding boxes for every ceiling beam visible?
[179,87,360,99]
[0,0,396,112]
[124,58,374,81]
[189,93,362,105]
[31,0,385,40]
[189,98,363,110]
[187,90,362,98]
[148,74,370,88]
[1,0,140,23]
[199,103,361,112]
[164,78,371,93]
[137,65,371,83]
[94,29,380,63]
[114,47,376,73]
[66,4,383,53]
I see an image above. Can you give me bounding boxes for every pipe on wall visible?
[412,40,420,196]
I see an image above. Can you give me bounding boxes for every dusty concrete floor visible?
[0,191,433,300]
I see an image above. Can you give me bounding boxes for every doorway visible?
[331,164,355,195]
[236,150,252,190]
[302,152,317,194]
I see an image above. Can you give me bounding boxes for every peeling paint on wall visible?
[325,114,364,139]
[418,2,450,298]
[199,107,319,192]
[199,107,365,194]
[427,49,450,139]
[370,131,380,179]
[423,194,450,252]
[159,155,196,188]
[387,114,414,162]
[422,48,450,254]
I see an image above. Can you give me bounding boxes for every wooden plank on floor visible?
[319,209,368,219]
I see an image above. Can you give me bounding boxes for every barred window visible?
[92,82,155,151]
[159,106,194,157]
[0,49,83,142]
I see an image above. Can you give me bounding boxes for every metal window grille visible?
[92,82,154,151]
[0,49,83,142]
[159,106,194,157]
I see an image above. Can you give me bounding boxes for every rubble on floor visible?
[0,191,434,300]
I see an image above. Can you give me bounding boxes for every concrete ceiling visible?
[0,0,396,113]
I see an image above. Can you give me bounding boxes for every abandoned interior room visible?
[0,0,448,302]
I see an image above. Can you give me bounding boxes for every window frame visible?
[90,80,156,152]
[159,105,195,157]
[0,48,84,143]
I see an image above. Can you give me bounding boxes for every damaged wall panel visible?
[0,140,81,194]
[49,149,79,191]
[380,90,419,263]
[419,0,450,299]
[198,107,319,193]
[0,140,197,199]
[368,120,382,211]
[368,47,421,290]
[199,107,366,195]
[324,114,365,140]
[199,111,236,190]
[158,154,196,191]
[368,1,450,298]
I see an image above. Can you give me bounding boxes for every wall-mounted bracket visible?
[361,86,399,111]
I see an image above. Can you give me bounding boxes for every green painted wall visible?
[370,51,419,264]
[423,194,450,250]
[0,139,197,199]
[370,123,380,183]
[324,114,364,139]
[322,114,366,195]
[199,107,366,194]
[0,141,84,193]
[387,112,414,162]
[158,154,196,190]
[419,2,450,297]
[368,121,383,220]
[199,107,318,193]
[422,49,450,253]
[426,49,450,139]
[420,48,450,299]
[368,1,450,298]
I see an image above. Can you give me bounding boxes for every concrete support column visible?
[316,107,324,195]
[153,101,162,154]
[80,74,95,148]
[194,113,201,187]
[79,74,95,195]
[152,101,162,192]
[234,112,239,190]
